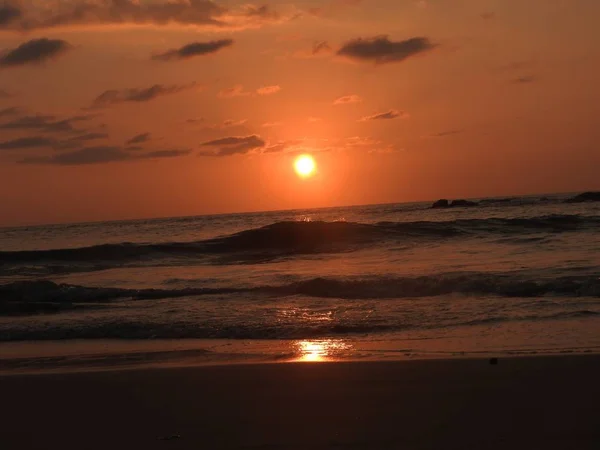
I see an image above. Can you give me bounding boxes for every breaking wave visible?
[2,271,600,316]
[0,215,597,270]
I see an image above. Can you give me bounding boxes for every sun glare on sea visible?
[296,340,351,362]
[294,154,316,178]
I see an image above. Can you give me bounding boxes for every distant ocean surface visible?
[1,193,600,367]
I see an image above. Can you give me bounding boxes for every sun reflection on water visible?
[295,339,352,362]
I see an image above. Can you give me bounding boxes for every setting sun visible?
[294,154,316,178]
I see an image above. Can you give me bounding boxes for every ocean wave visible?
[1,309,597,341]
[2,272,600,316]
[0,215,597,270]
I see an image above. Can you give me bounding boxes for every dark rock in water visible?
[450,199,478,207]
[489,358,499,365]
[432,199,450,208]
[566,192,600,203]
[432,199,478,208]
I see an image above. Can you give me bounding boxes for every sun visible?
[294,154,316,178]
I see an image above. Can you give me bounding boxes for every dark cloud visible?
[360,110,407,121]
[0,38,71,68]
[512,75,536,84]
[481,12,496,20]
[337,36,435,65]
[0,113,93,133]
[20,146,128,165]
[91,83,196,108]
[0,106,20,117]
[200,135,265,156]
[0,1,286,32]
[428,129,464,138]
[0,4,21,26]
[152,39,233,61]
[70,132,108,142]
[0,88,11,98]
[141,149,190,159]
[126,132,151,145]
[0,136,55,150]
[20,145,190,165]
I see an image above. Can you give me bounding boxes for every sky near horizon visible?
[0,0,599,226]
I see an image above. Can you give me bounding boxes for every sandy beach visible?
[1,355,599,450]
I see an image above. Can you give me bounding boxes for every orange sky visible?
[0,0,599,226]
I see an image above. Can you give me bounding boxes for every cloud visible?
[20,145,190,165]
[200,135,266,156]
[312,41,332,55]
[0,4,21,26]
[142,149,190,159]
[481,12,496,20]
[512,75,536,84]
[218,84,281,98]
[333,95,361,105]
[0,106,20,117]
[256,85,281,95]
[263,135,394,154]
[126,132,151,145]
[91,83,197,108]
[0,88,12,98]
[186,117,205,124]
[337,36,435,65]
[262,121,283,128]
[0,113,93,133]
[70,132,108,142]
[359,110,408,121]
[0,1,290,32]
[308,117,322,123]
[0,136,55,150]
[426,129,464,138]
[218,84,251,98]
[222,119,247,128]
[0,38,71,68]
[294,40,332,58]
[152,39,233,61]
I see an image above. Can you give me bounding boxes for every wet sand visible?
[1,355,599,449]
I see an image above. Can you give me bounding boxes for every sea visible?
[1,192,600,371]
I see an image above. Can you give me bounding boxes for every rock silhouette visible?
[566,192,600,203]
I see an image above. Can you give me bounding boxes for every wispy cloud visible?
[0,113,93,133]
[218,84,251,98]
[126,132,151,145]
[333,95,362,105]
[0,136,55,150]
[91,83,198,108]
[511,75,536,84]
[20,145,190,165]
[0,38,71,68]
[0,106,20,117]
[152,39,233,61]
[262,121,283,128]
[219,84,281,98]
[337,36,435,65]
[425,129,465,138]
[256,85,281,96]
[200,135,266,156]
[359,110,408,121]
[294,40,332,58]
